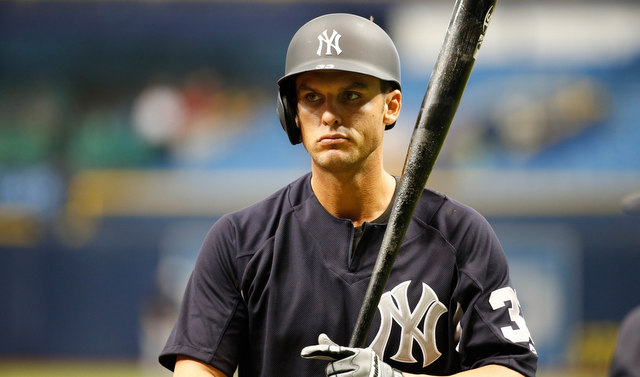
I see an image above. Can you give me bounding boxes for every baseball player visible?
[159,13,538,377]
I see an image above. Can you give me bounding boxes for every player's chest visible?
[243,219,456,293]
[240,221,458,333]
[241,230,457,373]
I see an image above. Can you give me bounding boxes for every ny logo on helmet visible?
[370,281,447,367]
[317,29,342,56]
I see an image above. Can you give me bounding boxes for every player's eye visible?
[342,91,361,101]
[303,92,322,103]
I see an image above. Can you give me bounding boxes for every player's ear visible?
[383,89,401,126]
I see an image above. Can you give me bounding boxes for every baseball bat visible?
[349,0,497,348]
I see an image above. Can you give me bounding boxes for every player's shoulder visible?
[415,187,488,228]
[225,172,311,222]
[412,187,497,252]
[209,173,312,247]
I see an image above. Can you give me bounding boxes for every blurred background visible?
[1,0,639,376]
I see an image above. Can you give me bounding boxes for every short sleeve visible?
[452,209,538,377]
[159,216,247,376]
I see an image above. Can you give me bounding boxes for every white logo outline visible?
[317,29,342,56]
[370,280,448,368]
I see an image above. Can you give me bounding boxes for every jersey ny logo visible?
[370,281,447,367]
[317,29,342,56]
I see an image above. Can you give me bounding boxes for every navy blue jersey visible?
[159,173,537,377]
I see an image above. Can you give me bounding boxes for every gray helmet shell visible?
[277,13,401,145]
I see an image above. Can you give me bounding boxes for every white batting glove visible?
[301,333,403,377]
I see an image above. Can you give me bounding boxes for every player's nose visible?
[321,97,342,127]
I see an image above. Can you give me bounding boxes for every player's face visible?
[295,70,400,173]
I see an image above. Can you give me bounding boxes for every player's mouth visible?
[318,134,349,146]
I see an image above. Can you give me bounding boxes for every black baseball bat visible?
[349,0,497,348]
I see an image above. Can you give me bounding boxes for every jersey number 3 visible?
[489,287,535,349]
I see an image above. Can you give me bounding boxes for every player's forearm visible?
[403,364,525,377]
[174,356,229,377]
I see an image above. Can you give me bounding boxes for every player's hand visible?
[301,333,403,377]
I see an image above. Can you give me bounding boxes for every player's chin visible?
[312,150,360,171]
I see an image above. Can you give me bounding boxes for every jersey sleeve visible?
[159,215,247,376]
[450,205,538,377]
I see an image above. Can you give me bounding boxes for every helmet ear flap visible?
[277,90,301,145]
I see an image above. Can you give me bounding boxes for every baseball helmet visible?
[277,13,402,145]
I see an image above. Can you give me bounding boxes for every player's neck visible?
[311,165,396,227]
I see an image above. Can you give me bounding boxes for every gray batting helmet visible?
[277,13,402,145]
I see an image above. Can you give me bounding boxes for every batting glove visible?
[301,333,403,377]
